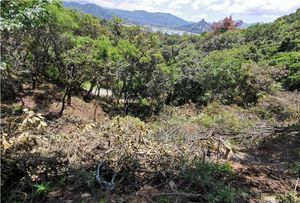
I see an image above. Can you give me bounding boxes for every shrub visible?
[269,52,300,90]
[277,192,300,203]
[199,46,261,105]
[202,30,245,52]
[252,91,300,123]
[179,160,240,203]
[197,102,259,134]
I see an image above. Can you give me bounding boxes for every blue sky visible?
[67,0,300,23]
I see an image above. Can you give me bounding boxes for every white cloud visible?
[261,14,280,21]
[204,0,300,14]
[169,0,193,9]
[192,0,219,10]
[187,13,209,21]
[116,0,171,12]
[79,0,117,8]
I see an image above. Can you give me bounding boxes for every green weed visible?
[34,182,51,195]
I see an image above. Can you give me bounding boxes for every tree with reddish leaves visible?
[212,16,240,34]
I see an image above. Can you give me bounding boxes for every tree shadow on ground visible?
[98,98,156,121]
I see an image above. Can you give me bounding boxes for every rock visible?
[169,180,178,192]
[81,193,91,198]
[48,189,63,198]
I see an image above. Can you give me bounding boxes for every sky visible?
[66,0,300,23]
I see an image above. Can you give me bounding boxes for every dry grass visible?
[252,91,300,124]
[1,89,299,202]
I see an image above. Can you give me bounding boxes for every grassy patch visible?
[277,192,300,203]
[196,102,259,134]
[252,91,300,124]
[178,160,244,203]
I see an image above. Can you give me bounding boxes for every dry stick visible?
[294,178,299,191]
[152,192,204,198]
[93,100,98,121]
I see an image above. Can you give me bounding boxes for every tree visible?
[201,30,245,52]
[0,0,58,95]
[212,16,239,34]
[57,35,96,115]
[168,44,203,105]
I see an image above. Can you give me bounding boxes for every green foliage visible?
[277,192,300,203]
[0,0,56,31]
[34,182,51,195]
[180,160,240,203]
[199,46,255,104]
[95,37,118,60]
[269,52,300,89]
[117,39,139,59]
[1,0,299,115]
[197,102,258,134]
[48,2,79,30]
[287,161,300,176]
[202,30,245,52]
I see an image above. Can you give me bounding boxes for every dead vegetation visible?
[1,89,300,203]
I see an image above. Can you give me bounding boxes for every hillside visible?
[1,1,300,203]
[63,1,190,28]
[63,1,258,34]
[176,19,213,33]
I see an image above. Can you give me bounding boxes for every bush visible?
[179,160,240,203]
[199,46,259,105]
[269,52,300,90]
[201,30,245,52]
[252,91,300,123]
[277,192,300,203]
[197,102,259,134]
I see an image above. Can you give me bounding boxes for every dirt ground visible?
[1,85,299,203]
[230,124,300,202]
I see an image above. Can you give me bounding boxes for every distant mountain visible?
[63,1,190,28]
[176,19,212,34]
[63,1,257,34]
[235,20,261,29]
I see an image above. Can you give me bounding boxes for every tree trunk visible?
[67,87,72,106]
[32,78,36,90]
[59,86,69,116]
[18,82,24,93]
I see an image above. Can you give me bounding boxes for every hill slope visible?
[63,1,190,28]
[176,19,213,33]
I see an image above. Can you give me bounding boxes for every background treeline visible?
[1,0,299,117]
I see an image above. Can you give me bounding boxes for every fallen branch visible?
[96,160,116,191]
[152,192,204,198]
[295,178,299,192]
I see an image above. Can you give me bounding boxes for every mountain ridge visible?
[64,1,257,34]
[63,1,191,29]
[176,19,213,33]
